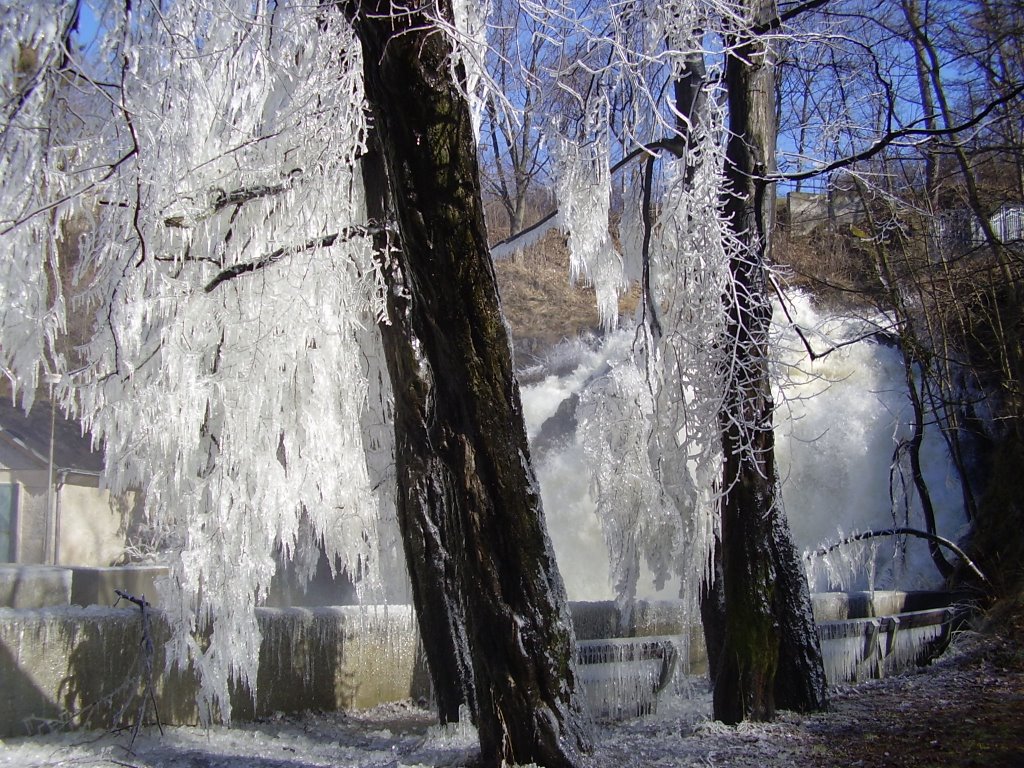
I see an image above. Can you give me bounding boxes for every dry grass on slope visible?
[493,230,638,364]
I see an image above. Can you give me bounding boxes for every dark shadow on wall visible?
[0,640,62,736]
[9,603,432,738]
[60,606,201,734]
[231,607,347,720]
[266,547,358,608]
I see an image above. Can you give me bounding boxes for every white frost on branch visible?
[577,360,681,608]
[577,144,731,614]
[569,6,733,618]
[551,126,626,330]
[1,1,397,723]
[0,0,80,410]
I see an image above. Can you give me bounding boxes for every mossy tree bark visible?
[346,3,592,766]
[360,138,477,726]
[703,0,828,723]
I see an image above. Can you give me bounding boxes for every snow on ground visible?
[0,684,923,768]
[0,700,472,768]
[0,682,780,768]
[2,623,1022,768]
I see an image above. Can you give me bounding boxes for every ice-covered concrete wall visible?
[0,592,959,737]
[0,598,695,736]
[0,604,428,737]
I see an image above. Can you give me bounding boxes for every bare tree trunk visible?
[360,141,477,725]
[708,0,828,723]
[850,177,955,580]
[347,3,592,765]
[903,0,1024,404]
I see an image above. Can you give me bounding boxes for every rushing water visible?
[524,294,967,601]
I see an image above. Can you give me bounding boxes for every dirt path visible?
[800,604,1024,768]
[599,601,1024,767]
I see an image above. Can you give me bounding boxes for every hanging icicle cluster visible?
[553,127,627,329]
[0,0,401,721]
[0,0,79,410]
[538,1,737,617]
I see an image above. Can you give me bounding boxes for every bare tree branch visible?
[755,0,833,33]
[774,82,1024,183]
[203,222,392,293]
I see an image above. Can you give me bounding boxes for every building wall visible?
[786,190,866,236]
[787,191,829,235]
[0,468,130,567]
[57,481,132,567]
[0,469,48,564]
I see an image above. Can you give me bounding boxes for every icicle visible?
[816,607,954,684]
[572,94,732,619]
[0,1,80,410]
[448,0,489,140]
[576,636,680,720]
[551,127,626,330]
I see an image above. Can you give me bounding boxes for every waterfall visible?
[525,293,967,601]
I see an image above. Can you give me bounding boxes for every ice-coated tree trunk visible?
[703,0,828,723]
[346,3,592,766]
[360,140,477,725]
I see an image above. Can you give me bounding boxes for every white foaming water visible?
[522,334,659,601]
[526,293,968,601]
[773,294,967,592]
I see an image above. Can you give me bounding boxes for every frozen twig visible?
[203,222,394,293]
[113,589,164,747]
[804,528,991,589]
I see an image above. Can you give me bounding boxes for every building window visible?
[0,483,17,562]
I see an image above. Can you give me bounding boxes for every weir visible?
[813,591,965,685]
[0,603,428,737]
[577,636,679,719]
[0,573,964,737]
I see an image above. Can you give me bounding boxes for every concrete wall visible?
[0,470,49,564]
[0,592,958,737]
[810,590,955,621]
[0,565,167,609]
[787,191,830,235]
[0,598,691,737]
[786,190,866,236]
[0,565,73,609]
[0,604,430,737]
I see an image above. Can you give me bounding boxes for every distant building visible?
[929,202,1024,261]
[784,188,866,236]
[0,399,137,566]
[986,203,1024,245]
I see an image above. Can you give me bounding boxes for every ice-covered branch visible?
[203,222,393,293]
[164,171,303,228]
[805,527,991,587]
[0,2,396,725]
[488,137,684,258]
[770,275,897,362]
[114,588,151,609]
[113,588,164,745]
[0,149,135,236]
